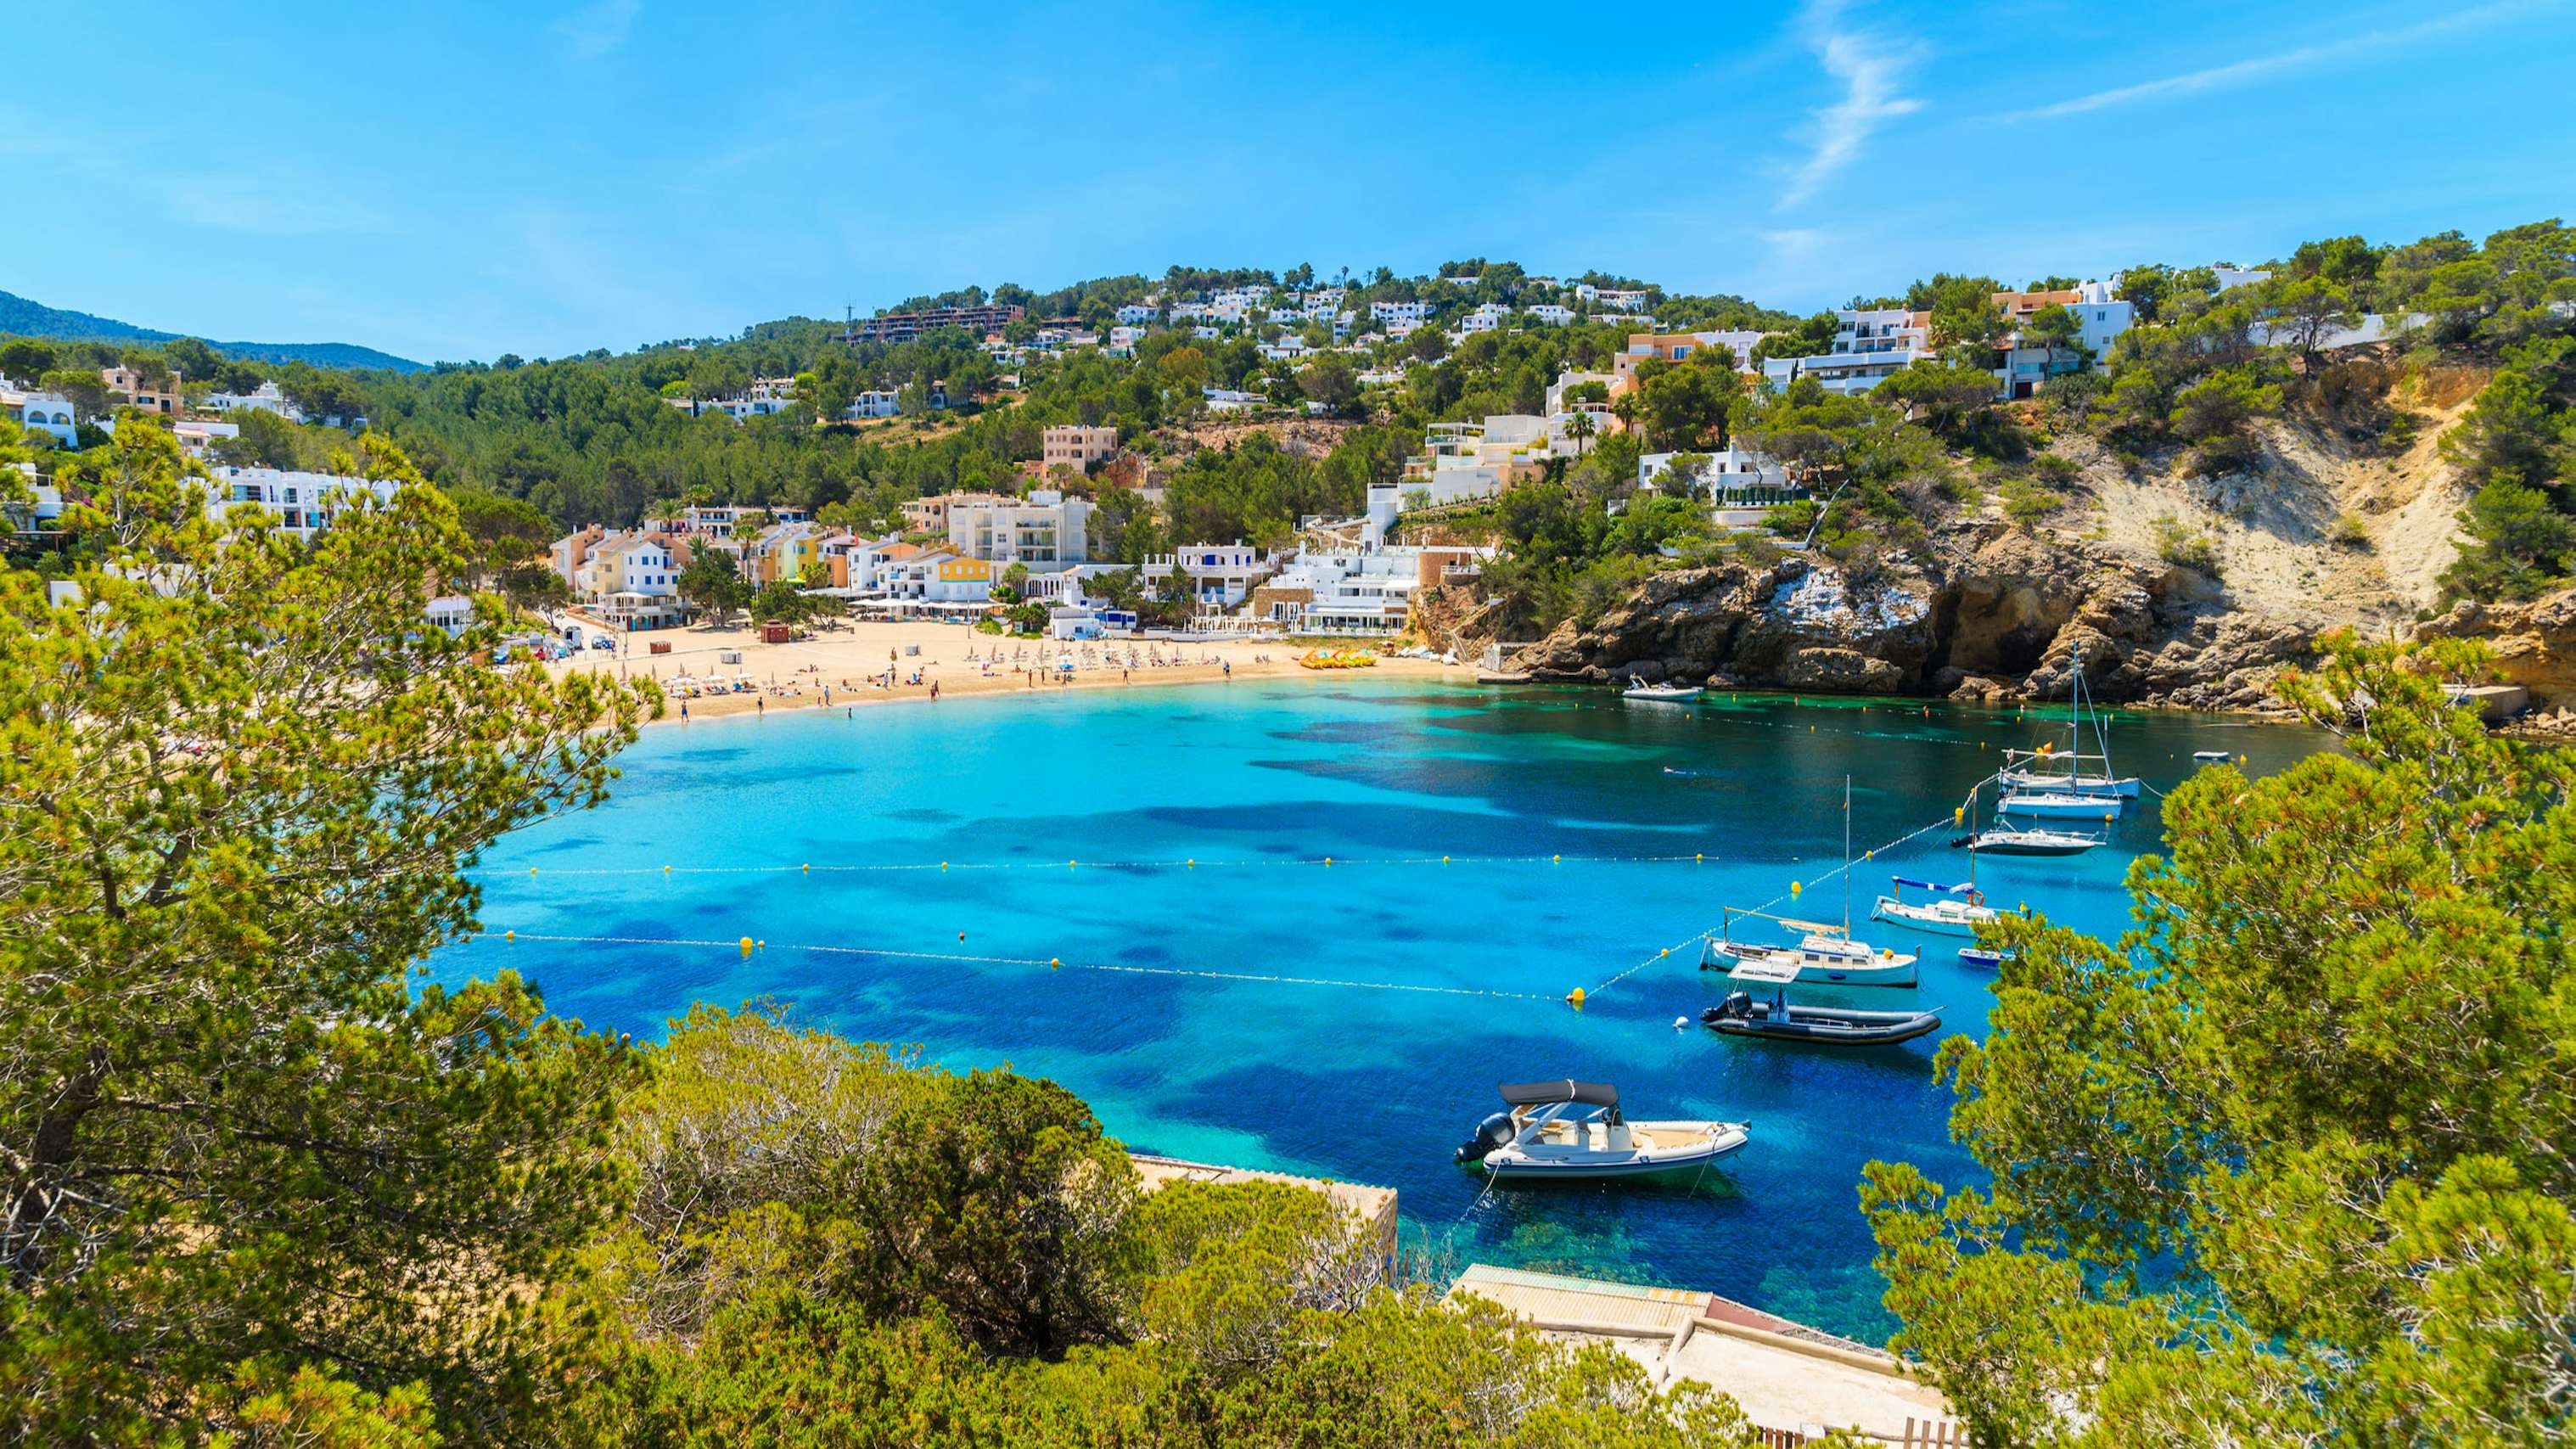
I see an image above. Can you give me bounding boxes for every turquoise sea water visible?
[435,678,2326,1343]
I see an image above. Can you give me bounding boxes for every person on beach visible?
[930,682,940,701]
[680,701,688,721]
[756,697,765,716]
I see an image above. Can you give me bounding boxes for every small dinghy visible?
[2192,750,2231,762]
[1956,946,2014,968]
[1967,827,2102,857]
[1622,673,1703,702]
[1702,958,1942,1046]
[1997,790,2124,821]
[1455,1080,1748,1181]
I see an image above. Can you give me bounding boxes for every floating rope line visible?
[1585,775,2001,997]
[485,930,1555,1002]
[494,851,1735,878]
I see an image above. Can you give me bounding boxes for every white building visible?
[203,379,301,421]
[1458,302,1508,334]
[1202,387,1260,413]
[1370,300,1433,326]
[1108,325,1149,351]
[1256,549,1427,633]
[9,390,79,447]
[2214,267,2273,292]
[846,390,903,419]
[1142,543,1271,608]
[1760,307,1932,396]
[1114,303,1159,324]
[205,467,401,542]
[1546,370,1615,417]
[1596,289,1651,312]
[946,488,1092,566]
[1525,304,1576,326]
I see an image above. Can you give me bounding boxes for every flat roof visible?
[1450,1264,1954,1438]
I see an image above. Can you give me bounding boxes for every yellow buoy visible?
[1050,957,1061,969]
[738,936,754,954]
[1953,806,1964,825]
[1552,854,1561,863]
[505,929,515,941]
[1791,880,1804,896]
[530,867,537,875]
[1659,948,1670,958]
[1068,859,1077,868]
[801,863,810,873]
[1324,856,1333,866]
[1187,858,1195,868]
[1566,987,1586,1007]
[664,864,671,874]
[1695,852,1703,862]
[1443,855,1451,863]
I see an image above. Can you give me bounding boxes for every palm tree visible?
[645,497,684,528]
[1563,410,1597,458]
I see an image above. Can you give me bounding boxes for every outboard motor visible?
[1703,991,1754,1025]
[1454,1111,1514,1164]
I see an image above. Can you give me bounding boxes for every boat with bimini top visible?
[1454,1080,1749,1180]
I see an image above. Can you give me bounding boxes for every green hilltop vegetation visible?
[12,225,2575,637]
[0,288,425,372]
[3,418,2570,1443]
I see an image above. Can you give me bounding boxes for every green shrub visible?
[2153,514,2222,576]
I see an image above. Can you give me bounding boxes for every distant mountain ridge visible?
[0,289,425,373]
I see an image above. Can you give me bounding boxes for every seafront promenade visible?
[544,618,1463,721]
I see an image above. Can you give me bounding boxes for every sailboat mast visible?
[1843,775,1854,931]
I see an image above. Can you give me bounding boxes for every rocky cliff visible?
[1485,379,2498,712]
[2416,586,2576,732]
[1503,522,2320,710]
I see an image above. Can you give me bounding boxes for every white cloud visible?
[170,175,390,236]
[552,0,639,62]
[2004,1,2548,121]
[1776,0,1922,213]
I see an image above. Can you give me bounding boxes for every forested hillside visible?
[0,288,424,371]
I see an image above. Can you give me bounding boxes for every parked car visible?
[591,635,616,651]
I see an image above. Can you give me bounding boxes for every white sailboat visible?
[1999,641,2138,803]
[1995,790,2126,821]
[1872,876,2013,936]
[1703,778,1920,986]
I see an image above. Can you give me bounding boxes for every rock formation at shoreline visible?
[1500,523,2321,709]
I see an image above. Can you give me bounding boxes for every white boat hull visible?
[1870,896,2000,938]
[1623,687,1703,701]
[1711,942,1918,987]
[1998,793,2125,821]
[1999,768,2139,799]
[1478,1120,1749,1179]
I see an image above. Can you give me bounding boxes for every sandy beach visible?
[545,618,1465,721]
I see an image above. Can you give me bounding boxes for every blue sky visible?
[8,0,2569,363]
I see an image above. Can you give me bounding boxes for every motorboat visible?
[1454,1080,1748,1180]
[2192,750,2231,763]
[1956,946,2014,968]
[1700,920,1919,986]
[1702,958,1943,1046]
[1967,827,2102,857]
[1996,790,2124,822]
[1871,876,2015,937]
[1622,674,1703,702]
